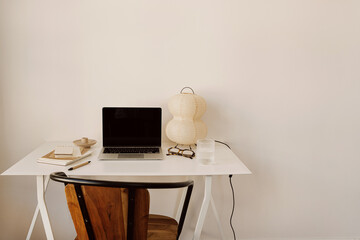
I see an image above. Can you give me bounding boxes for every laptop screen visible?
[102,107,161,147]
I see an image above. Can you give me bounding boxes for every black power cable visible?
[215,140,236,240]
[229,174,236,240]
[215,140,231,150]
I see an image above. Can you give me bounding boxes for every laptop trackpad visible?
[118,153,144,159]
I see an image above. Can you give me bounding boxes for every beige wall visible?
[1,0,360,239]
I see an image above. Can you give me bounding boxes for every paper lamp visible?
[166,87,207,145]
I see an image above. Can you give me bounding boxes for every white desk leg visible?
[175,176,189,221]
[193,175,212,240]
[26,175,51,240]
[26,205,40,240]
[210,196,226,240]
[35,175,54,240]
[175,187,187,221]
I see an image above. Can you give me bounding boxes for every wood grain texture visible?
[133,189,150,240]
[82,185,129,239]
[65,184,89,240]
[65,184,177,240]
[147,214,178,240]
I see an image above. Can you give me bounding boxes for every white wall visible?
[1,0,360,239]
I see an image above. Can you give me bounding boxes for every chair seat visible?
[75,214,179,240]
[147,214,178,240]
[75,214,178,240]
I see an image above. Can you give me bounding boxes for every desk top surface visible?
[2,142,251,176]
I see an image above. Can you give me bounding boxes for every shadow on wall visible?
[0,22,5,174]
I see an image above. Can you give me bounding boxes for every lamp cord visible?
[215,140,231,149]
[214,140,236,240]
[229,174,236,240]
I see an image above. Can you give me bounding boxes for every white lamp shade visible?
[166,91,207,145]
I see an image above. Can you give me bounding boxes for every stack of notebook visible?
[37,146,92,166]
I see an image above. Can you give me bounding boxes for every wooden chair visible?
[50,172,193,240]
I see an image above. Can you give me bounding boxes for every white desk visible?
[2,142,251,240]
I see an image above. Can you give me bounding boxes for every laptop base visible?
[98,148,163,160]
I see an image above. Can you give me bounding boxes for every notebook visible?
[38,147,92,166]
[98,107,163,160]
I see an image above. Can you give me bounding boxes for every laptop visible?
[99,107,164,160]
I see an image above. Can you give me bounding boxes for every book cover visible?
[37,147,92,166]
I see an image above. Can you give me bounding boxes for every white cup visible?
[196,139,215,165]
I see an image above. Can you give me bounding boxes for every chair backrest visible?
[50,172,193,240]
[65,184,149,240]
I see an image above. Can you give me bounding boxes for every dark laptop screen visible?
[102,107,161,147]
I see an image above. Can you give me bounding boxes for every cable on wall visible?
[229,174,236,240]
[215,140,236,240]
[215,140,231,149]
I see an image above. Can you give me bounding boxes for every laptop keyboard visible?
[104,147,160,154]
